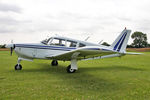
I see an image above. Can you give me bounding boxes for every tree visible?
[131,31,148,48]
[127,44,133,48]
[101,42,110,46]
[148,44,150,47]
[0,44,6,48]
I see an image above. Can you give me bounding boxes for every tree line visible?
[0,44,6,48]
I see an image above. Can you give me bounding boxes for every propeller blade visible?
[10,44,15,56]
[6,40,15,56]
[10,47,13,56]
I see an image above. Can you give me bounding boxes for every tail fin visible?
[110,28,131,52]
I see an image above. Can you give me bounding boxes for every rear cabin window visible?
[66,40,77,47]
[79,43,86,47]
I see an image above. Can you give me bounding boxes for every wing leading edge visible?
[46,46,116,61]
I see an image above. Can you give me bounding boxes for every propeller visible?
[10,40,15,56]
[6,40,15,56]
[11,45,15,56]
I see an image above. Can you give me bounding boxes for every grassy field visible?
[0,51,150,100]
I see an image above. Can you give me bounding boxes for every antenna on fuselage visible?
[46,35,49,38]
[55,34,58,36]
[84,36,90,41]
[98,40,103,44]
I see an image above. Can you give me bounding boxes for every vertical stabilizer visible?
[110,28,131,53]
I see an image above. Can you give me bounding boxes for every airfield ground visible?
[0,50,150,100]
[127,48,150,52]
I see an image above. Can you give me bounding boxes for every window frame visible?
[47,37,83,48]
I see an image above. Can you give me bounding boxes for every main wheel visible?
[15,64,22,70]
[51,60,58,66]
[66,65,76,73]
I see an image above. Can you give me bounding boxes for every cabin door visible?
[32,48,37,58]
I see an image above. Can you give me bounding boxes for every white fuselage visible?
[14,44,75,59]
[14,36,112,60]
[14,43,112,60]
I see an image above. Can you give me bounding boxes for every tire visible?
[66,65,76,73]
[15,64,22,70]
[51,60,58,66]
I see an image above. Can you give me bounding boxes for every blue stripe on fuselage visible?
[102,49,113,51]
[84,48,113,52]
[15,44,76,51]
[15,44,76,49]
[84,48,100,50]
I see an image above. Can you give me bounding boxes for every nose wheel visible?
[15,64,22,70]
[14,57,22,70]
[51,60,58,66]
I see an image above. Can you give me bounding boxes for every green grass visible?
[0,51,150,100]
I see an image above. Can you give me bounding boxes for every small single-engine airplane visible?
[6,28,140,73]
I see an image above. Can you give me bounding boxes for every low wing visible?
[46,46,116,61]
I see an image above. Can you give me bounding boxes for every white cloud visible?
[0,2,21,13]
[0,0,150,45]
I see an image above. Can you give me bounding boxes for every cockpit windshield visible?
[41,38,52,45]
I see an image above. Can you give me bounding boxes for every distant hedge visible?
[0,44,6,48]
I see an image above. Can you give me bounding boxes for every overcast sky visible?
[0,0,150,45]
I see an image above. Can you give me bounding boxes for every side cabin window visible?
[50,38,65,46]
[66,40,77,47]
[79,43,86,47]
[49,38,77,47]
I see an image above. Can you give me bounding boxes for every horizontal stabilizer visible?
[125,52,143,55]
